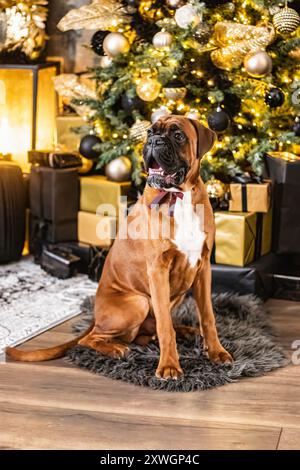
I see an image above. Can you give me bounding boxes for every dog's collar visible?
[148,190,184,217]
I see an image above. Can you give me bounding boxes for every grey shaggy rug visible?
[67,294,289,392]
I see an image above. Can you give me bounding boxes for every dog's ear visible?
[189,119,216,159]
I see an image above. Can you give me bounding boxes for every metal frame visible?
[0,62,60,151]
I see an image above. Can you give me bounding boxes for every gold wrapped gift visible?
[229,181,271,213]
[214,210,272,267]
[78,211,116,247]
[80,175,132,217]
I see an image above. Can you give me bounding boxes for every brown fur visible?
[6,116,232,377]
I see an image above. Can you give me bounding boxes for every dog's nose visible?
[148,135,165,146]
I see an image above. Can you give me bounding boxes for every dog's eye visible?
[147,129,153,137]
[174,131,185,142]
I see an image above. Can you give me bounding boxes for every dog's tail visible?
[5,323,94,362]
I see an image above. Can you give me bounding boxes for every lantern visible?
[0,63,59,168]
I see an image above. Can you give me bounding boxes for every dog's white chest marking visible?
[172,191,206,267]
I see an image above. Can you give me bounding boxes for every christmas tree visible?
[57,0,300,186]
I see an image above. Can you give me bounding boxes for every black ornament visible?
[292,117,300,136]
[265,88,285,108]
[207,108,230,132]
[79,135,101,159]
[121,95,145,114]
[91,30,109,56]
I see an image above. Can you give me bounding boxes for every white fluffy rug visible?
[0,257,96,355]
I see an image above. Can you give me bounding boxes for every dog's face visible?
[143,115,216,190]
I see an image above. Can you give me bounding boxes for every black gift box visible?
[50,241,109,282]
[265,153,300,254]
[40,246,81,279]
[29,167,79,251]
[28,150,82,169]
[211,253,276,300]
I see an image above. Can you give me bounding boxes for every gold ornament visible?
[291,143,300,155]
[164,85,187,101]
[0,1,48,60]
[103,32,130,57]
[100,55,113,67]
[175,5,201,29]
[289,47,300,60]
[152,31,173,49]
[211,22,275,70]
[244,51,272,78]
[205,178,225,199]
[136,76,161,102]
[129,120,151,143]
[105,156,132,182]
[57,0,130,32]
[79,157,94,174]
[151,106,171,123]
[273,4,300,34]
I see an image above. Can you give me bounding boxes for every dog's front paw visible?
[208,346,233,364]
[155,364,183,380]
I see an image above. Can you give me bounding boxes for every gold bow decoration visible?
[53,74,99,117]
[0,1,48,60]
[57,0,130,32]
[211,22,276,70]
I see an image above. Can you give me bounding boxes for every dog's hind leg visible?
[78,293,149,358]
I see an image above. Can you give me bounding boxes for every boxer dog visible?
[7,115,233,379]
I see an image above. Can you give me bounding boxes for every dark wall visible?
[46,0,98,73]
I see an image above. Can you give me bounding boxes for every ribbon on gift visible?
[231,174,264,212]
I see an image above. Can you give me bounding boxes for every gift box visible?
[29,166,79,251]
[212,253,276,300]
[28,149,82,169]
[78,211,116,247]
[214,210,272,267]
[56,115,85,152]
[265,152,300,254]
[53,241,109,282]
[229,181,271,213]
[80,175,133,217]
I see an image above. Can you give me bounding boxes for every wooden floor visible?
[0,298,299,450]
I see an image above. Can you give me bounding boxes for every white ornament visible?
[103,32,130,57]
[151,106,171,123]
[175,5,201,30]
[100,55,113,68]
[152,31,173,49]
[105,157,132,182]
[244,51,272,78]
